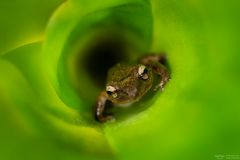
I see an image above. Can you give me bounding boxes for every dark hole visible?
[82,35,127,87]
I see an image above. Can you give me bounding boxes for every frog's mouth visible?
[112,96,140,108]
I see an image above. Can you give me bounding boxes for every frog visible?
[95,54,170,122]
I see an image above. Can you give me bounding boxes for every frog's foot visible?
[153,84,161,91]
[153,84,164,91]
[154,77,171,91]
[95,114,115,123]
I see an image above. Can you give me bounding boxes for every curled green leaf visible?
[0,0,240,160]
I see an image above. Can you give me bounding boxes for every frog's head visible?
[106,64,153,104]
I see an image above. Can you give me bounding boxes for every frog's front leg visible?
[95,91,113,122]
[139,54,170,91]
[151,62,170,91]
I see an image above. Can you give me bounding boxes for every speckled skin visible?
[95,54,170,122]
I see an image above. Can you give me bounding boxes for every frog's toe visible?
[106,116,116,123]
[96,114,115,123]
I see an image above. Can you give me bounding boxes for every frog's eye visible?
[138,65,148,80]
[106,86,118,98]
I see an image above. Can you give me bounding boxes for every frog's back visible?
[107,63,135,83]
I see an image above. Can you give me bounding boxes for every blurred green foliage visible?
[0,0,240,160]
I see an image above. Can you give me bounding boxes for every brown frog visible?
[95,54,170,122]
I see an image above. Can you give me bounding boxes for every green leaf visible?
[0,0,240,160]
[0,0,64,54]
[1,43,114,159]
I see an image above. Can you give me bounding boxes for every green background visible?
[0,0,239,159]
